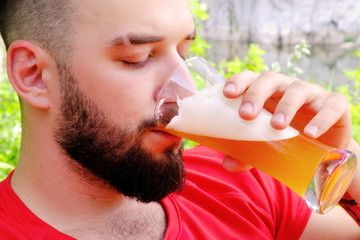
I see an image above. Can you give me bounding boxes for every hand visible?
[221,70,352,171]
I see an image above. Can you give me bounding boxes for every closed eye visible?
[121,57,151,68]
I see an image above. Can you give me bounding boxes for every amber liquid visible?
[167,129,332,197]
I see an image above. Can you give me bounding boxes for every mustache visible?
[154,102,179,128]
[138,117,158,132]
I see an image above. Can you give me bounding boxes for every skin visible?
[7,0,193,238]
[4,0,360,239]
[222,71,360,239]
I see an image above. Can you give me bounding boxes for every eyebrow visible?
[109,29,197,47]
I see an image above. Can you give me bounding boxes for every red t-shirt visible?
[0,146,311,239]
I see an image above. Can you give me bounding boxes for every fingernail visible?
[240,102,253,113]
[223,83,236,93]
[305,125,319,138]
[272,113,286,124]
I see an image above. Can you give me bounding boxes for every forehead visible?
[73,0,194,41]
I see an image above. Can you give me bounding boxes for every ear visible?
[7,40,52,109]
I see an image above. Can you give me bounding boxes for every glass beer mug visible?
[155,57,357,214]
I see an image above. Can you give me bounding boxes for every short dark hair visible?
[0,0,76,63]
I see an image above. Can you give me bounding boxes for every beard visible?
[54,68,185,203]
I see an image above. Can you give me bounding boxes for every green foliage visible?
[338,84,360,143]
[189,0,209,21]
[338,51,360,143]
[355,50,360,58]
[188,0,211,57]
[219,44,267,78]
[269,40,311,76]
[0,72,21,180]
[218,41,311,78]
[285,40,311,76]
[189,35,211,58]
[343,67,360,84]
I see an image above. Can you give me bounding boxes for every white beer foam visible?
[166,84,299,141]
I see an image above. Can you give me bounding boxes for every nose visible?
[153,54,198,125]
[153,54,189,102]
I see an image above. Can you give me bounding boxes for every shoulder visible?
[180,146,312,239]
[182,145,281,196]
[0,172,75,240]
[0,173,31,239]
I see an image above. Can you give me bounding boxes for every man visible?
[0,0,359,239]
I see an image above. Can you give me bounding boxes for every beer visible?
[166,129,330,197]
[162,83,330,196]
[156,56,357,213]
[164,91,355,212]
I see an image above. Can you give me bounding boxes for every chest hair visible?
[70,201,167,240]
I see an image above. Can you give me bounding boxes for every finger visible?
[303,92,350,139]
[222,155,253,172]
[270,81,324,130]
[239,72,296,120]
[223,70,259,99]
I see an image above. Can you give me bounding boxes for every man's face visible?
[53,0,195,202]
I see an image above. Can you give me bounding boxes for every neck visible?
[12,140,120,224]
[11,137,167,239]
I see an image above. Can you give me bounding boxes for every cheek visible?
[114,83,156,123]
[72,57,159,128]
[90,74,157,127]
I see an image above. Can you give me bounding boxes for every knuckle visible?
[243,88,263,101]
[226,75,238,83]
[289,76,301,82]
[288,79,310,89]
[279,97,298,108]
[309,82,326,93]
[227,70,257,82]
[331,92,348,102]
[324,94,348,112]
[259,71,280,80]
[241,70,257,76]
